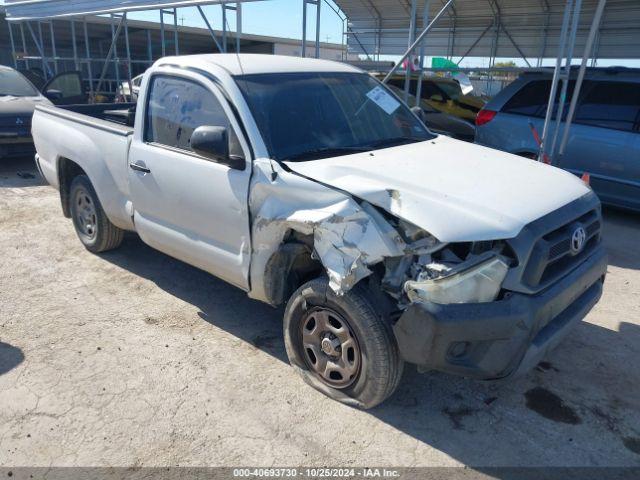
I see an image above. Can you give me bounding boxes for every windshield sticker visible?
[366,86,401,115]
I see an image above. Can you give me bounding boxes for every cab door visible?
[127,72,252,290]
[42,71,87,104]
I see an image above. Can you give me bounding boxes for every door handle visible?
[129,162,151,174]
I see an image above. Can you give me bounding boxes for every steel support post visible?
[70,20,79,70]
[8,21,17,69]
[315,0,321,58]
[160,10,166,57]
[83,19,95,99]
[302,0,308,57]
[95,15,126,98]
[559,0,607,156]
[301,0,321,58]
[539,0,573,161]
[549,0,582,162]
[124,13,133,99]
[19,23,29,70]
[49,21,58,73]
[147,29,153,62]
[111,14,121,93]
[382,0,455,84]
[487,1,501,93]
[448,17,457,60]
[222,4,228,52]
[221,4,241,53]
[403,0,418,103]
[415,0,431,107]
[174,8,180,55]
[237,4,243,54]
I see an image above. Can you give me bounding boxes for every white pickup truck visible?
[32,54,607,408]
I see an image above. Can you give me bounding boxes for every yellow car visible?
[382,75,486,123]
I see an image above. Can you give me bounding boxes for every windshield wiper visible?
[284,146,371,162]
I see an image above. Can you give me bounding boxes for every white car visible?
[117,73,144,102]
[31,54,607,408]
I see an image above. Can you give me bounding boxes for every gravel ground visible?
[1,156,639,467]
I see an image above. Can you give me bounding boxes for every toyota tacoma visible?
[31,55,607,408]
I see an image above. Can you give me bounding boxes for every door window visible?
[144,75,242,156]
[503,79,575,118]
[574,81,640,132]
[45,72,83,98]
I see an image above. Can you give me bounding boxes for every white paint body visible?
[32,54,591,303]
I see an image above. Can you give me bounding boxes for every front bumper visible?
[393,245,607,380]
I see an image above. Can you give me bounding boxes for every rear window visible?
[502,79,575,118]
[574,81,640,132]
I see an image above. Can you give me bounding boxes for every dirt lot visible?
[1,156,639,467]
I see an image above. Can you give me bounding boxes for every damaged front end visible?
[379,213,514,308]
[249,159,515,312]
[248,160,607,382]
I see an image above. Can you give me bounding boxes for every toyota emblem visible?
[570,226,587,254]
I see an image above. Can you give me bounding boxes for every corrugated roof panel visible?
[336,0,640,59]
[4,0,260,21]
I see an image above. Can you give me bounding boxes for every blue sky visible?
[130,0,344,43]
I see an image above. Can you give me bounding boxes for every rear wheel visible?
[284,277,403,409]
[69,175,124,253]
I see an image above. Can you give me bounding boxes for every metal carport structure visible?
[4,0,640,163]
[2,0,270,101]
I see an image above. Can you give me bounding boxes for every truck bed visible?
[45,102,137,131]
[32,102,137,231]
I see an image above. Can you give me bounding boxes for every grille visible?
[522,209,602,289]
[0,116,31,128]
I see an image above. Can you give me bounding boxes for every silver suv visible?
[475,68,640,212]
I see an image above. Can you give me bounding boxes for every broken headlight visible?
[404,256,509,305]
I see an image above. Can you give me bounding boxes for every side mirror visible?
[430,94,444,103]
[190,126,244,170]
[45,89,63,101]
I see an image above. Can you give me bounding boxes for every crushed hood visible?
[284,136,591,242]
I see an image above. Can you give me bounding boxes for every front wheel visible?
[283,277,403,409]
[69,175,124,253]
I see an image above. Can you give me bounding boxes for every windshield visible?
[235,72,434,162]
[435,81,462,101]
[0,69,39,97]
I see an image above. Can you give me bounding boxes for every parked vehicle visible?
[386,84,476,141]
[0,66,51,158]
[117,74,144,102]
[0,67,89,159]
[475,68,640,211]
[384,74,486,122]
[32,55,607,408]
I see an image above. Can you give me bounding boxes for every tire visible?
[69,175,124,253]
[283,277,404,409]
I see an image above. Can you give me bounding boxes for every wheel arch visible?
[57,157,88,218]
[262,235,324,306]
